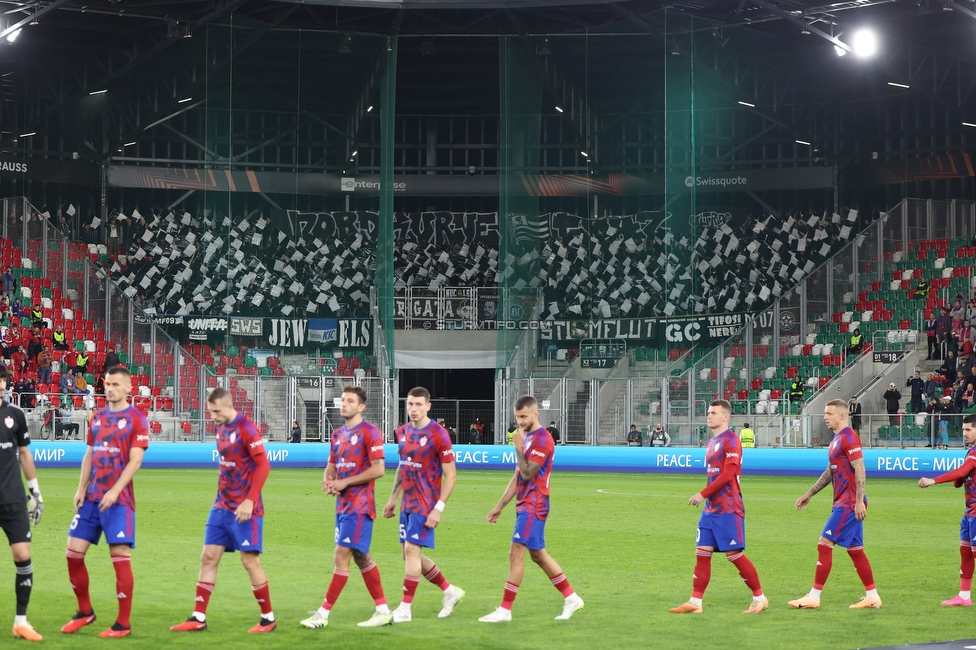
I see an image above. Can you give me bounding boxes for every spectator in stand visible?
[958,319,974,357]
[1,267,12,302]
[29,304,43,328]
[59,369,82,395]
[547,420,561,444]
[967,300,976,324]
[102,346,120,374]
[0,327,11,359]
[62,348,76,374]
[52,324,68,351]
[926,315,939,360]
[952,299,966,320]
[93,373,104,396]
[626,424,643,447]
[847,327,864,355]
[25,326,42,361]
[883,382,902,426]
[907,371,926,413]
[924,372,938,399]
[15,375,36,410]
[36,345,52,385]
[289,420,301,443]
[11,346,28,376]
[849,397,862,432]
[963,383,976,413]
[938,306,954,358]
[75,349,90,375]
[941,352,959,386]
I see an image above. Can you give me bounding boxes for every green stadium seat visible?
[118,352,127,364]
[227,345,240,357]
[244,356,256,368]
[877,425,888,440]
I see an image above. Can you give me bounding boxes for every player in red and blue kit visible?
[170,387,275,634]
[62,366,148,638]
[383,386,464,623]
[670,399,767,615]
[300,385,393,629]
[479,395,583,623]
[918,412,976,606]
[790,398,881,610]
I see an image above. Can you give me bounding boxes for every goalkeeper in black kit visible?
[0,364,44,641]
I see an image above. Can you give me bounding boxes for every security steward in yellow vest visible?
[848,327,864,355]
[740,424,755,448]
[52,327,67,350]
[790,377,805,404]
[915,278,929,299]
[75,351,90,374]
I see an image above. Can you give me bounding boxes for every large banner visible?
[29,442,966,478]
[537,313,746,345]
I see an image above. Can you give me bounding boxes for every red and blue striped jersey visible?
[330,420,385,519]
[829,427,865,509]
[395,421,454,516]
[215,413,266,517]
[515,426,554,520]
[961,448,976,517]
[703,429,744,516]
[86,406,149,510]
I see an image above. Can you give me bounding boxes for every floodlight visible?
[851,29,878,58]
[738,101,755,108]
[6,28,21,43]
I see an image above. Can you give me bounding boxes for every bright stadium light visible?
[555,106,564,113]
[19,131,35,138]
[795,139,811,146]
[89,89,107,95]
[964,122,976,128]
[851,29,878,58]
[834,44,847,57]
[738,101,755,108]
[6,28,21,43]
[178,97,193,103]
[888,81,910,89]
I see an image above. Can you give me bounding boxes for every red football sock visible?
[252,581,273,616]
[194,581,214,615]
[501,581,519,611]
[321,570,349,610]
[727,552,763,596]
[550,572,575,598]
[424,564,451,592]
[66,550,92,613]
[847,547,875,590]
[112,555,133,628]
[961,544,974,592]
[814,543,833,590]
[692,549,712,599]
[402,575,420,605]
[361,563,387,606]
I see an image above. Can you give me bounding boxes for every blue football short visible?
[959,515,976,545]
[696,512,746,552]
[204,506,263,553]
[69,499,136,547]
[399,511,434,549]
[512,511,547,550]
[335,512,374,554]
[821,507,863,548]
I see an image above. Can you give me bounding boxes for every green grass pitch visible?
[8,468,976,649]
